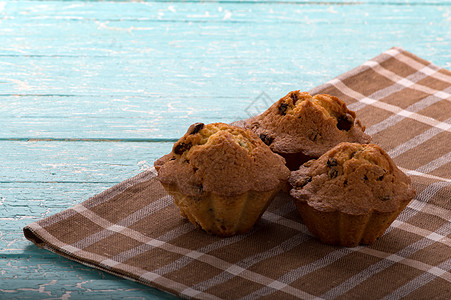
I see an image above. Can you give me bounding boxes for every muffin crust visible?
[245,91,371,170]
[289,142,415,246]
[156,122,289,196]
[155,122,290,236]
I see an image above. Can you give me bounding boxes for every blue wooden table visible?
[1,1,450,299]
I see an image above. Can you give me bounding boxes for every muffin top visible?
[289,142,415,215]
[155,122,290,197]
[246,91,371,157]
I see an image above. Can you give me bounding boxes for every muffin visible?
[244,91,371,170]
[289,142,415,247]
[155,122,290,236]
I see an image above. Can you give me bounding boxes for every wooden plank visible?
[1,140,174,251]
[0,278,177,299]
[1,1,450,299]
[0,140,173,182]
[1,182,178,299]
[0,140,176,297]
[1,2,449,140]
[0,95,250,139]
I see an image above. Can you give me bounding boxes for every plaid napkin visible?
[24,47,451,299]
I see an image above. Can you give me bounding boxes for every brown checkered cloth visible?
[24,47,451,299]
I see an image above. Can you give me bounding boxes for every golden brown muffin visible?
[289,142,415,247]
[155,122,290,236]
[244,91,371,170]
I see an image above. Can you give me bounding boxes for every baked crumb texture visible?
[289,142,415,247]
[155,122,290,236]
[247,91,372,170]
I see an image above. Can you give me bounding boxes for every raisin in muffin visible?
[289,142,415,247]
[155,122,290,237]
[244,91,371,170]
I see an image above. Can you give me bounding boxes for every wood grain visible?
[1,0,450,299]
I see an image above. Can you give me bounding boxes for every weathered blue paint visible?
[1,0,450,299]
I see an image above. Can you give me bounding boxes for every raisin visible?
[188,122,204,135]
[278,103,289,115]
[259,133,274,146]
[198,184,203,193]
[329,169,338,179]
[174,142,192,155]
[337,113,354,131]
[290,92,298,104]
[327,157,338,167]
[378,175,384,181]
